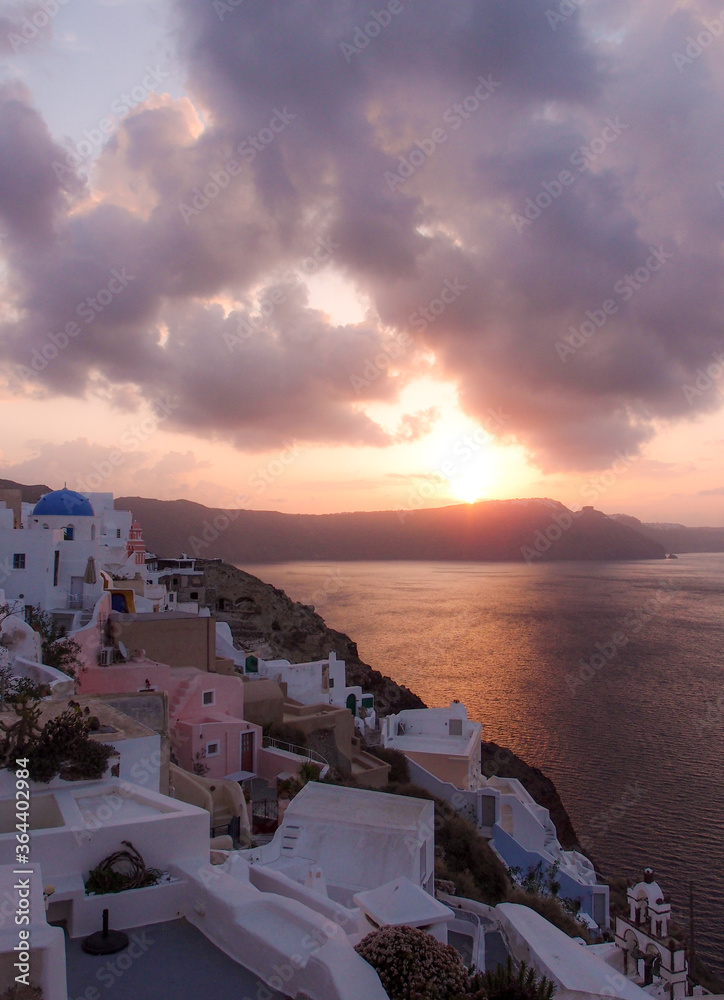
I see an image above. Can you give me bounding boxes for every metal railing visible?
[261,737,329,769]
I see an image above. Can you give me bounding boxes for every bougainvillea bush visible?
[355,925,469,1000]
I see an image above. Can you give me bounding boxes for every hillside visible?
[115,496,666,563]
[0,478,51,503]
[203,560,425,715]
[611,514,724,553]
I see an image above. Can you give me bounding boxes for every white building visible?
[243,781,436,904]
[0,767,395,998]
[257,651,375,724]
[0,488,171,631]
[384,702,609,929]
[383,701,482,789]
[614,869,688,997]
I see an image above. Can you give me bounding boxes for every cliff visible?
[202,560,424,715]
[611,513,724,553]
[480,740,580,852]
[115,496,666,563]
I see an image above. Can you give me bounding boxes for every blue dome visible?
[33,489,95,517]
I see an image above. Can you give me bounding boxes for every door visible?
[346,693,357,715]
[240,731,254,772]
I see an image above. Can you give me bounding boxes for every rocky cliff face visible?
[203,560,425,714]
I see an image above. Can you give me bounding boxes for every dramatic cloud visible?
[1,0,723,470]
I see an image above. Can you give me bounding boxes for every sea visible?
[243,554,724,976]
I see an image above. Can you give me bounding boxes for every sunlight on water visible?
[245,555,724,974]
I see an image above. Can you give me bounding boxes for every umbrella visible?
[83,556,97,585]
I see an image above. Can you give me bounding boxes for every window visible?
[116,528,122,538]
[202,690,215,706]
[53,550,60,587]
[206,742,220,757]
[63,525,74,541]
[190,592,198,600]
[12,554,25,569]
[328,678,334,688]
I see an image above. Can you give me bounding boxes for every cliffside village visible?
[0,488,712,1000]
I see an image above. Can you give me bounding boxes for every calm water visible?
[244,555,724,974]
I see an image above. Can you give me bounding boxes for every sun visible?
[448,451,501,503]
[447,466,497,504]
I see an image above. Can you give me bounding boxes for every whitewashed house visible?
[384,702,609,930]
[243,782,436,904]
[256,651,375,725]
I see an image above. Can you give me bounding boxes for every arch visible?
[621,929,640,975]
[346,693,357,715]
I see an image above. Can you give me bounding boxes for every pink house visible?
[166,668,262,780]
[79,656,262,781]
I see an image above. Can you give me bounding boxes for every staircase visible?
[280,823,301,856]
[78,608,93,627]
[168,678,193,718]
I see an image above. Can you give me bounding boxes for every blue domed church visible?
[31,488,99,541]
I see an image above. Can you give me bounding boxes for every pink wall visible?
[168,670,246,721]
[173,718,261,779]
[78,660,172,696]
[256,747,303,784]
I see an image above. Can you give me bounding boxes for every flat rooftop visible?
[385,732,476,756]
[36,695,157,742]
[64,918,289,1000]
[286,781,433,831]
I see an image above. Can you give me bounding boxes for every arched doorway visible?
[346,693,357,715]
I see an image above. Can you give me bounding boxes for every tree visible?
[24,605,82,678]
[0,696,115,783]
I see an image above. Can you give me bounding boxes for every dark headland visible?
[115,495,667,563]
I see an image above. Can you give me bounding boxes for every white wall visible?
[108,733,162,793]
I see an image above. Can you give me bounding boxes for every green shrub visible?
[464,957,556,1000]
[437,812,509,904]
[367,746,410,784]
[507,887,590,942]
[24,604,81,678]
[381,782,510,905]
[299,761,321,784]
[356,925,469,1000]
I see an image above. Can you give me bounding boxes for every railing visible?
[261,737,329,769]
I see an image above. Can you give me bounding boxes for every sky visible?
[1,0,723,525]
